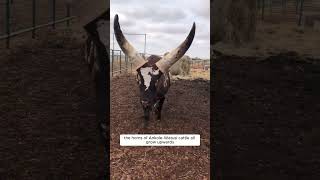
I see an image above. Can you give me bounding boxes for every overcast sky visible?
[110,0,210,59]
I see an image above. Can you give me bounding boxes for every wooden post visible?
[144,34,146,55]
[119,51,122,74]
[111,50,114,77]
[32,0,36,38]
[66,3,71,26]
[52,0,56,29]
[262,0,265,20]
[6,0,10,48]
[298,0,304,26]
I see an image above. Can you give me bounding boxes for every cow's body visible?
[136,55,170,126]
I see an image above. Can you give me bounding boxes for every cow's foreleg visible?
[143,109,150,127]
[157,97,165,120]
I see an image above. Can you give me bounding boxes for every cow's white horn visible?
[156,23,196,73]
[114,14,146,70]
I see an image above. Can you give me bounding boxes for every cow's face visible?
[137,63,162,110]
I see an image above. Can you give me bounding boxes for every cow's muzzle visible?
[141,100,149,109]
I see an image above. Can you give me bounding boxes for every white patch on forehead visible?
[140,67,160,91]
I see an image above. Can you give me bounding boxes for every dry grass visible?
[171,68,210,81]
[190,69,210,80]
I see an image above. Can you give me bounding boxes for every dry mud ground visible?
[214,52,320,179]
[0,33,106,179]
[110,75,210,179]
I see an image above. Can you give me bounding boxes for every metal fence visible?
[0,0,75,48]
[110,49,210,76]
[110,49,136,76]
[191,59,211,71]
[110,48,162,76]
[257,0,320,26]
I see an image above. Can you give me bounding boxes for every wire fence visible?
[110,49,210,76]
[110,49,133,76]
[190,59,211,71]
[257,0,320,26]
[0,0,75,48]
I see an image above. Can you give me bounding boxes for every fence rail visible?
[257,0,320,26]
[0,0,75,48]
[110,49,133,77]
[110,49,210,76]
[191,59,211,70]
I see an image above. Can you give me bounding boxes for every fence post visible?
[203,60,205,70]
[125,55,128,73]
[262,0,265,20]
[52,0,56,29]
[119,51,122,74]
[32,0,36,38]
[6,0,10,48]
[298,0,304,26]
[66,2,70,26]
[269,0,272,15]
[111,50,114,77]
[144,34,146,55]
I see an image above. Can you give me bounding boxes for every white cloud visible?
[110,0,210,59]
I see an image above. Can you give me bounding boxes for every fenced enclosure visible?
[191,59,211,70]
[110,49,210,76]
[109,49,155,76]
[110,49,133,76]
[257,0,320,26]
[0,0,75,48]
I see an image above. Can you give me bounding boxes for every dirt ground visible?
[0,1,109,179]
[110,74,210,179]
[0,32,106,179]
[213,52,320,179]
[0,0,108,49]
[214,21,320,58]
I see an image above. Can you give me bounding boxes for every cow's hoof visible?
[156,116,161,121]
[99,123,107,139]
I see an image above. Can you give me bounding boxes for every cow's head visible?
[136,55,163,110]
[113,14,195,115]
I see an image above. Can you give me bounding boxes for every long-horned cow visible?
[83,11,109,140]
[113,14,196,127]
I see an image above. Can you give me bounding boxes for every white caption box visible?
[120,134,200,146]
